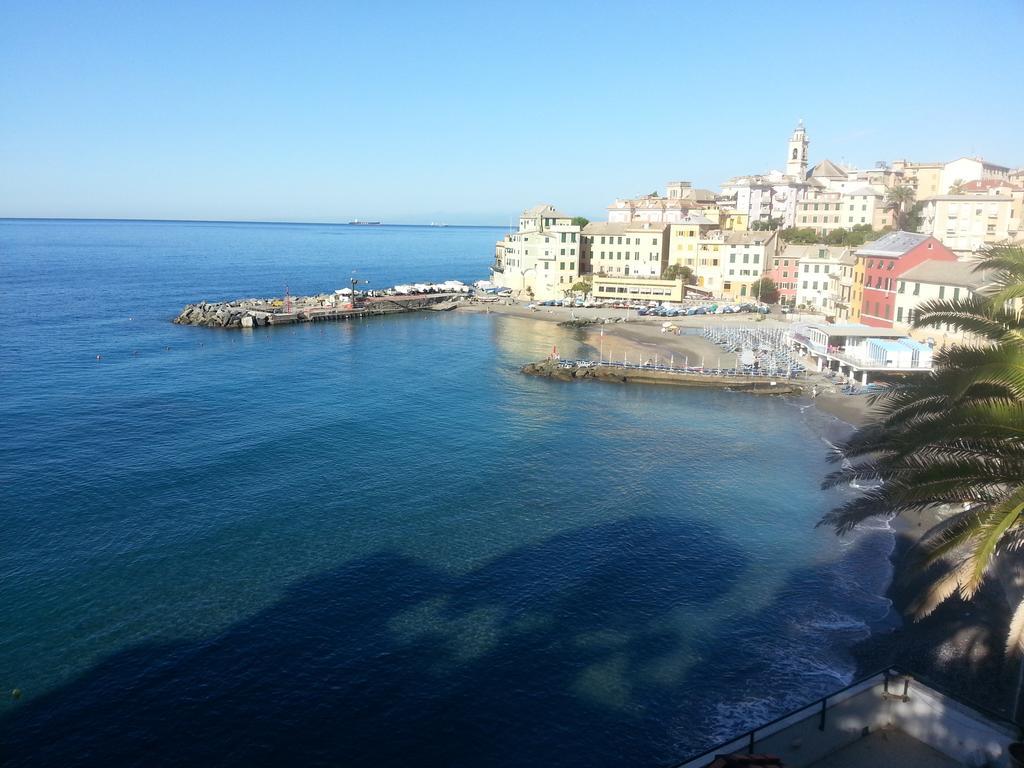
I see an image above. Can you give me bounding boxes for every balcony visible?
[675,670,1016,768]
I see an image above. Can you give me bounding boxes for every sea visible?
[0,219,896,767]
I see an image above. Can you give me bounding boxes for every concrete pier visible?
[174,293,462,329]
[522,359,803,394]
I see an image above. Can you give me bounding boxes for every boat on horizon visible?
[349,220,381,225]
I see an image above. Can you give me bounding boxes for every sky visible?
[1,0,1022,225]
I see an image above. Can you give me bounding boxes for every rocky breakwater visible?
[174,301,276,328]
[521,359,803,394]
[174,293,463,329]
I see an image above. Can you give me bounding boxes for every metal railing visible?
[664,666,1019,768]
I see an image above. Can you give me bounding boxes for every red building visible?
[854,232,957,327]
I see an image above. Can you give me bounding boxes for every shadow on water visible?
[1,517,899,768]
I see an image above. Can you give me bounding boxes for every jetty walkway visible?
[522,358,804,393]
[174,293,461,329]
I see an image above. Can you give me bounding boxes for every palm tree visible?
[821,243,1024,653]
[948,178,968,195]
[885,185,916,230]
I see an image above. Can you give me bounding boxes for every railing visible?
[666,667,1018,768]
[560,359,806,379]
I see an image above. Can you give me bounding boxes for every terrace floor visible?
[806,727,962,767]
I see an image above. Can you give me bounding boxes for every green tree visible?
[568,277,592,295]
[751,218,782,231]
[750,277,779,304]
[662,264,694,283]
[905,201,925,232]
[571,216,590,228]
[780,227,819,244]
[821,243,1024,653]
[886,185,916,231]
[948,178,967,195]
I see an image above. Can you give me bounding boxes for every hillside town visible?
[490,122,1022,351]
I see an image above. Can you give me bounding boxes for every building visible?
[581,221,669,280]
[707,230,778,300]
[919,187,1022,253]
[490,204,582,301]
[851,231,957,327]
[591,275,686,303]
[828,250,857,321]
[719,122,811,228]
[788,245,853,312]
[667,216,719,272]
[786,120,809,178]
[940,156,1012,193]
[894,259,992,345]
[606,181,716,224]
[763,249,800,304]
[795,190,845,233]
[891,160,944,198]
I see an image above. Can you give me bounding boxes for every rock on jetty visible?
[174,293,462,329]
[521,359,803,394]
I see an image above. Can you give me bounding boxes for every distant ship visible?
[429,222,449,227]
[348,220,381,225]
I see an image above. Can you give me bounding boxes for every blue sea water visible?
[0,219,894,767]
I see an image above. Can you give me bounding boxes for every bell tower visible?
[786,120,809,178]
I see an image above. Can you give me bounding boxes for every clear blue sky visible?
[2,0,1021,224]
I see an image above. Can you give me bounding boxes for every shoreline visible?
[466,302,1019,716]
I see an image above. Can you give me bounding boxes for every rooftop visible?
[855,231,930,258]
[521,203,572,219]
[804,323,907,339]
[899,259,991,289]
[808,159,848,179]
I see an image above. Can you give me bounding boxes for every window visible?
[560,248,565,255]
[913,283,920,296]
[953,287,960,300]
[939,286,945,299]
[803,264,809,273]
[803,280,808,289]
[560,262,565,270]
[898,281,905,294]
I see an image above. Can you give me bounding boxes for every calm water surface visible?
[0,220,893,766]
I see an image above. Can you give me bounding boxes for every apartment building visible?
[852,232,957,328]
[788,245,853,311]
[491,204,582,301]
[581,221,669,279]
[895,260,992,345]
[919,186,1022,253]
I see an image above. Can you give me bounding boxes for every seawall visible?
[522,359,804,394]
[173,293,461,329]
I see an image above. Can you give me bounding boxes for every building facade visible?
[581,221,669,279]
[919,189,1022,253]
[894,260,991,346]
[852,232,957,327]
[491,204,582,301]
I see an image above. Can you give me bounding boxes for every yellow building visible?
[848,255,866,323]
[592,275,686,303]
[668,215,718,271]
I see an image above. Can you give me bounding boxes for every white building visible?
[940,156,1012,194]
[490,204,582,301]
[788,245,853,311]
[606,181,716,224]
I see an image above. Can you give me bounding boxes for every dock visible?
[173,293,463,329]
[522,358,804,394]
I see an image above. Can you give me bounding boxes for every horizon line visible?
[0,216,509,229]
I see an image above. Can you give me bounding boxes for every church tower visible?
[786,120,809,178]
